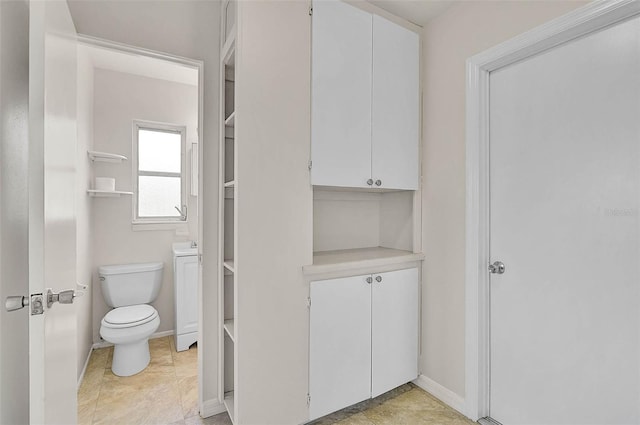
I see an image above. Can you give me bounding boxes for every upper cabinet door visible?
[371,268,419,397]
[311,0,372,188]
[371,15,420,190]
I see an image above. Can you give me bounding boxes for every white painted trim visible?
[77,345,94,389]
[413,375,465,416]
[92,329,175,349]
[201,399,227,418]
[465,0,640,421]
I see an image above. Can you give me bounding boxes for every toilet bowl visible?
[100,305,160,376]
[98,262,163,377]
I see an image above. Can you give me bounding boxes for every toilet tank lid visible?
[98,262,163,276]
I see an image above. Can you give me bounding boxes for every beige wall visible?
[76,47,95,380]
[420,0,587,398]
[91,69,198,342]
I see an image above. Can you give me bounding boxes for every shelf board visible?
[88,151,127,163]
[223,391,235,424]
[224,319,235,342]
[224,112,235,128]
[87,190,133,198]
[224,180,235,188]
[303,247,425,276]
[223,260,235,273]
[221,24,236,65]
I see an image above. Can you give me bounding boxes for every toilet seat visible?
[102,305,158,329]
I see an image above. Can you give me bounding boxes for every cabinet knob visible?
[367,179,373,186]
[375,180,382,186]
[366,276,373,284]
[375,276,382,283]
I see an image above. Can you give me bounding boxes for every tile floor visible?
[77,336,230,425]
[309,383,475,425]
[79,338,472,425]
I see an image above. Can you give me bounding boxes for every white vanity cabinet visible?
[309,267,419,420]
[311,0,420,190]
[173,248,198,351]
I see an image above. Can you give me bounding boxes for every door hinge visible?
[308,160,312,170]
[306,297,311,309]
[309,5,313,16]
[307,393,311,405]
[198,253,203,265]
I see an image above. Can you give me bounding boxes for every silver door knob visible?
[367,179,374,186]
[375,276,382,282]
[46,288,82,308]
[5,296,28,312]
[375,180,382,186]
[488,261,506,274]
[366,276,373,284]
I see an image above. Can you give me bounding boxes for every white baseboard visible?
[201,399,226,418]
[92,329,175,349]
[413,374,466,416]
[77,345,94,389]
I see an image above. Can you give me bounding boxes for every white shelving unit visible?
[219,2,238,422]
[88,150,127,163]
[87,189,133,197]
[87,150,132,197]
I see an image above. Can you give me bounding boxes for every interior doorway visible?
[76,35,205,424]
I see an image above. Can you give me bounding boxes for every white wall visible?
[91,69,198,342]
[420,0,587,399]
[0,1,30,422]
[67,0,221,405]
[76,46,94,379]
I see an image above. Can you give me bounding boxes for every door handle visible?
[46,287,84,309]
[5,295,28,312]
[488,261,506,274]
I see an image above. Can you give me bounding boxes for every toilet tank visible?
[98,262,163,307]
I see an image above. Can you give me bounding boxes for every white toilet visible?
[98,262,163,377]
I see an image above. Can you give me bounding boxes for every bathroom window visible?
[132,121,187,224]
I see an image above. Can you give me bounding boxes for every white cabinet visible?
[371,15,420,191]
[311,0,372,189]
[309,267,419,420]
[174,254,198,351]
[311,1,420,190]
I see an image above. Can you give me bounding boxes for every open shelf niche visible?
[307,187,422,274]
[219,4,237,422]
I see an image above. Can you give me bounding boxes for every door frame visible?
[76,33,207,415]
[464,0,640,420]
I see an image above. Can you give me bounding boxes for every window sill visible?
[131,221,189,232]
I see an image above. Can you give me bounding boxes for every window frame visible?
[132,120,187,225]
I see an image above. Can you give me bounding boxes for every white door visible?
[309,275,371,420]
[371,15,419,191]
[28,1,78,423]
[489,15,640,424]
[371,268,418,397]
[311,0,372,189]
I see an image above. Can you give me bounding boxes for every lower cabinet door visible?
[371,268,419,397]
[309,275,372,420]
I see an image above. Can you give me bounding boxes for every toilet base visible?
[112,339,151,377]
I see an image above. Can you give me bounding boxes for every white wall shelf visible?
[87,150,128,163]
[87,189,133,197]
[224,319,235,342]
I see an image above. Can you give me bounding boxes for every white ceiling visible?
[368,0,455,27]
[79,43,198,87]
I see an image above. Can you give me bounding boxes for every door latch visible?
[46,288,82,308]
